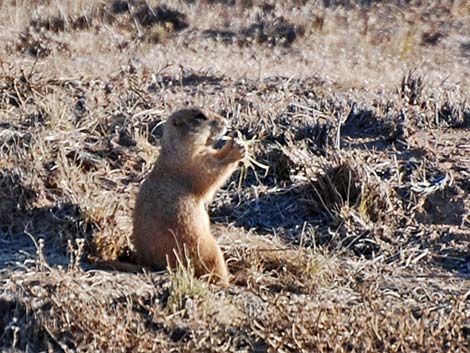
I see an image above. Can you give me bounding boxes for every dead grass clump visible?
[0,70,71,128]
[91,229,133,263]
[421,30,446,46]
[166,255,208,312]
[341,102,405,145]
[0,128,32,154]
[81,190,133,261]
[0,67,38,108]
[382,110,409,146]
[296,120,333,155]
[15,30,69,58]
[344,103,379,132]
[263,145,294,183]
[274,102,335,155]
[27,0,101,34]
[307,162,361,221]
[223,231,335,293]
[99,0,189,43]
[305,156,398,255]
[65,149,103,172]
[30,14,93,33]
[16,32,49,58]
[400,69,424,106]
[109,0,129,14]
[204,13,304,48]
[30,15,66,33]
[438,100,470,128]
[131,2,188,31]
[241,13,305,47]
[0,293,43,351]
[0,169,37,224]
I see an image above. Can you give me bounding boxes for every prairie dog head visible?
[162,108,227,153]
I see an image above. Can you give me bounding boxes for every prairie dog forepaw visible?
[228,140,246,162]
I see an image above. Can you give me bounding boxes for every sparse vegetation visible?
[1,0,469,352]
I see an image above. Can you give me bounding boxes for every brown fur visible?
[131,108,245,286]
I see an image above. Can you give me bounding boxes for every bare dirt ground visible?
[0,0,469,352]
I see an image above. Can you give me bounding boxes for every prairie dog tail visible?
[94,260,144,273]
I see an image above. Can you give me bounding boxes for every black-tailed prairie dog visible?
[132,108,245,286]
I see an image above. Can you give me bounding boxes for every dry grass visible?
[1,0,470,352]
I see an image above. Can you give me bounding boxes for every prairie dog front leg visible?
[214,138,245,164]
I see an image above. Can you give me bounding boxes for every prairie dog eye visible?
[194,112,208,122]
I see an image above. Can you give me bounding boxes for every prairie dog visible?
[132,108,245,285]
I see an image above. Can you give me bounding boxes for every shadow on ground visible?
[0,168,96,268]
[212,182,324,243]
